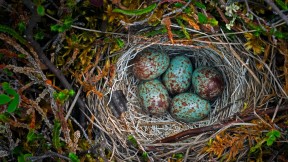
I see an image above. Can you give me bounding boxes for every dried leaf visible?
[181,14,200,30]
[162,17,174,44]
[256,44,271,70]
[109,64,116,86]
[102,59,110,76]
[29,109,36,129]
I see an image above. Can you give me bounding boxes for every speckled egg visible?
[170,93,211,123]
[192,67,224,101]
[138,79,170,115]
[132,50,170,80]
[162,55,193,94]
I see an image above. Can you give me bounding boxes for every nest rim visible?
[87,36,286,161]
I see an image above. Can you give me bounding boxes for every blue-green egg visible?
[192,67,224,101]
[162,55,193,94]
[138,79,170,115]
[132,50,170,80]
[170,93,211,123]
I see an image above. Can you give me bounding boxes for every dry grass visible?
[86,32,287,161]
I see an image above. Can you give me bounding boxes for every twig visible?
[23,0,86,111]
[216,5,229,24]
[264,0,288,26]
[244,0,267,27]
[163,0,192,17]
[27,151,70,161]
[218,36,261,84]
[272,98,282,122]
[70,116,92,145]
[65,86,83,120]
[154,104,288,143]
[45,14,127,35]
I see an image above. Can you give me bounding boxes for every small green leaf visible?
[57,91,67,101]
[18,53,27,58]
[174,153,184,159]
[268,135,276,141]
[69,153,80,162]
[198,13,208,24]
[58,26,66,33]
[0,113,9,122]
[274,130,281,138]
[18,153,32,162]
[266,130,272,136]
[267,130,281,138]
[27,130,42,143]
[3,68,13,76]
[208,18,218,26]
[68,90,75,96]
[127,135,138,147]
[141,152,149,161]
[115,38,125,48]
[4,88,17,96]
[266,138,274,146]
[174,2,184,8]
[183,7,191,14]
[0,94,11,105]
[53,92,58,99]
[176,18,190,39]
[17,21,26,33]
[113,3,157,16]
[145,27,167,37]
[71,35,78,42]
[250,146,257,153]
[50,24,60,32]
[274,31,285,39]
[27,130,37,143]
[37,5,45,16]
[34,31,44,40]
[7,95,19,113]
[254,31,261,37]
[63,17,73,26]
[2,82,10,90]
[195,2,206,9]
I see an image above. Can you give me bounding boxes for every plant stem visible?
[264,0,288,26]
[154,104,288,143]
[23,0,87,125]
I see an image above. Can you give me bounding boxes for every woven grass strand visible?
[87,35,286,161]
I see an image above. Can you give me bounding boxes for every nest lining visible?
[115,43,248,135]
[87,36,285,160]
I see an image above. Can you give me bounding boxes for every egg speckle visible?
[162,55,193,94]
[192,67,224,101]
[138,79,170,115]
[132,50,170,80]
[170,93,211,123]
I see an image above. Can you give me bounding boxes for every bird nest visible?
[86,35,285,161]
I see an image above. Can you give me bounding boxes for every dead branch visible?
[264,0,288,26]
[154,104,288,143]
[22,0,87,125]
